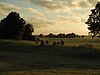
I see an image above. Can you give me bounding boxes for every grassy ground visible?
[41,37,100,49]
[0,38,100,75]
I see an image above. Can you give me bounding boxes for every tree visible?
[22,23,35,40]
[56,33,66,38]
[66,33,76,38]
[0,11,26,40]
[85,2,100,38]
[39,34,43,38]
[46,33,55,38]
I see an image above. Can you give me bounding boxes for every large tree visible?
[22,23,35,40]
[85,2,100,38]
[0,11,26,40]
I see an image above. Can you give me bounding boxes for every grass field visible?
[0,38,100,75]
[41,37,100,49]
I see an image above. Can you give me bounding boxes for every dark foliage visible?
[86,2,100,38]
[39,34,44,38]
[66,33,76,38]
[56,33,66,38]
[22,23,35,40]
[45,33,56,38]
[0,12,35,40]
[0,12,26,40]
[45,33,77,38]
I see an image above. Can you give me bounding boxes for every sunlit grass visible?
[0,37,100,49]
[41,37,100,49]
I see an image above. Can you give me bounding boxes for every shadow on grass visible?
[0,42,100,73]
[0,43,100,59]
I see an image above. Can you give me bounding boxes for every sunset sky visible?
[0,0,100,35]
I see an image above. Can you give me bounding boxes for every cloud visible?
[28,14,55,28]
[27,0,95,26]
[27,0,96,35]
[57,15,80,24]
[27,8,43,16]
[79,1,88,7]
[0,2,20,16]
[29,0,96,13]
[88,0,98,6]
[29,0,71,13]
[71,0,93,8]
[26,7,55,28]
[28,12,83,29]
[81,18,86,22]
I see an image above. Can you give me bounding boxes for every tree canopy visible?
[0,12,26,40]
[0,11,34,40]
[86,2,100,38]
[45,33,77,38]
[22,23,35,40]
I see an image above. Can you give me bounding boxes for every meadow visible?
[0,37,100,75]
[41,37,100,49]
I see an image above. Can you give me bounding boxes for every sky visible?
[0,0,100,35]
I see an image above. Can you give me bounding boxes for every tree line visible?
[39,33,85,38]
